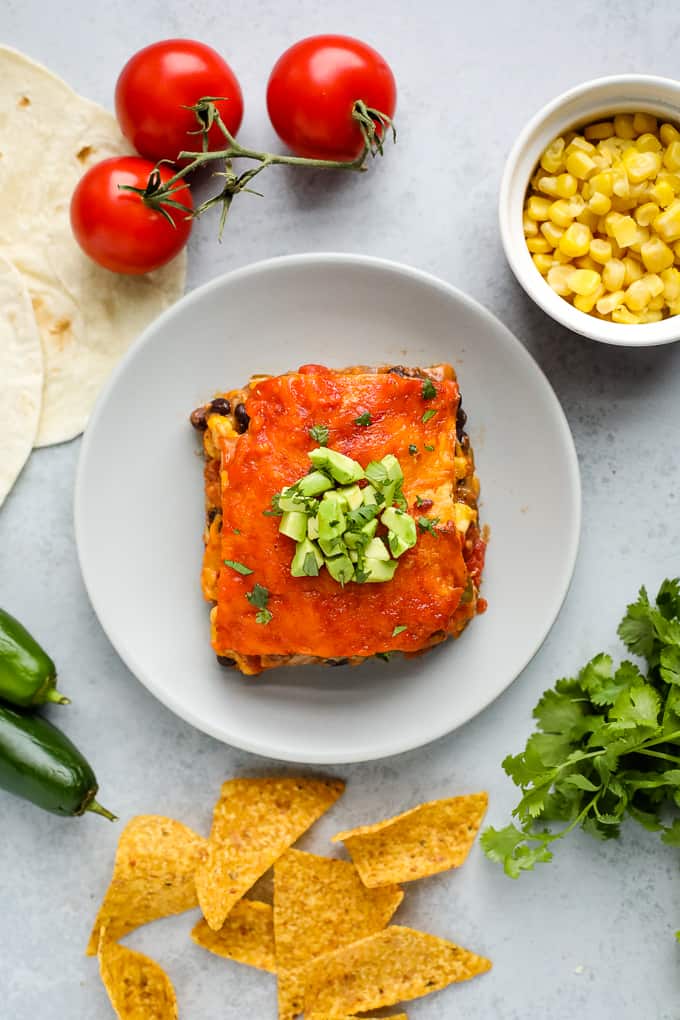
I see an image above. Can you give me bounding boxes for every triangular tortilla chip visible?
[195,777,344,931]
[86,815,207,955]
[332,793,488,886]
[99,940,178,1020]
[304,925,491,1015]
[274,849,403,1020]
[191,900,276,973]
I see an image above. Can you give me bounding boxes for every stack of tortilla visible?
[0,46,186,506]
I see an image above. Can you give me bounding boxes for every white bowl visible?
[499,74,680,347]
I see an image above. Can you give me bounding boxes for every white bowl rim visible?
[499,73,680,348]
[74,252,582,763]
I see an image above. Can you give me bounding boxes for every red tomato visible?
[267,35,396,161]
[115,39,243,163]
[70,157,192,275]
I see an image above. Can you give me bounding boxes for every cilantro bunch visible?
[482,579,680,887]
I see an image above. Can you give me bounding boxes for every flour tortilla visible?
[0,46,186,446]
[0,255,43,506]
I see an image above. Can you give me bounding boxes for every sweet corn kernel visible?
[603,258,626,291]
[633,112,658,135]
[527,195,552,220]
[623,149,662,183]
[550,199,576,228]
[636,132,662,152]
[660,123,680,146]
[664,141,680,172]
[642,272,664,297]
[523,211,539,236]
[611,167,630,198]
[574,284,605,313]
[641,309,663,322]
[555,173,578,198]
[634,201,660,226]
[612,306,641,323]
[566,150,597,179]
[653,201,680,242]
[573,255,600,271]
[613,114,637,139]
[596,289,625,315]
[625,279,652,311]
[649,294,666,311]
[641,236,675,273]
[453,503,477,533]
[585,121,614,141]
[559,222,592,257]
[540,137,565,173]
[629,226,651,253]
[537,175,560,197]
[675,241,680,259]
[577,208,600,231]
[547,265,575,296]
[527,236,552,253]
[658,171,680,193]
[569,268,601,295]
[611,215,638,247]
[540,221,564,247]
[590,171,614,197]
[589,238,612,264]
[566,136,597,156]
[652,180,675,207]
[589,191,611,215]
[532,253,554,275]
[610,195,639,213]
[661,267,680,301]
[623,256,644,284]
[581,180,593,201]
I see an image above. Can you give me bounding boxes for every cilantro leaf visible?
[422,379,437,400]
[421,409,437,424]
[417,516,440,537]
[617,585,655,659]
[424,443,435,452]
[346,503,380,530]
[309,424,329,446]
[302,552,319,577]
[224,559,253,575]
[364,461,389,487]
[354,412,372,426]
[392,625,407,636]
[408,444,418,455]
[245,583,269,609]
[256,608,273,625]
[263,492,283,517]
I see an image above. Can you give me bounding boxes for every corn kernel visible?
[574,254,601,271]
[559,222,592,257]
[623,149,662,183]
[566,136,597,156]
[612,306,641,324]
[641,236,675,273]
[629,226,651,253]
[675,241,680,260]
[642,272,664,297]
[594,145,614,168]
[633,112,658,135]
[581,180,593,201]
[590,171,614,197]
[636,132,662,152]
[540,220,564,247]
[653,201,680,242]
[540,137,565,173]
[611,167,630,197]
[660,123,680,146]
[537,175,560,197]
[635,201,660,226]
[641,309,663,322]
[603,258,626,290]
[527,236,552,253]
[596,289,625,315]
[547,265,575,296]
[624,279,652,311]
[611,215,638,247]
[527,195,552,220]
[610,195,638,213]
[661,267,680,301]
[658,171,680,193]
[569,268,601,295]
[566,150,597,179]
[589,191,611,215]
[577,208,600,231]
[589,238,612,264]
[664,140,680,172]
[574,284,605,313]
[555,173,578,198]
[549,199,576,228]
[652,180,675,208]
[585,121,614,141]
[623,256,644,284]
[649,294,666,310]
[532,253,554,275]
[613,114,637,139]
[609,239,625,258]
[523,211,539,236]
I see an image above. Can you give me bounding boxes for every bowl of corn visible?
[499,75,680,346]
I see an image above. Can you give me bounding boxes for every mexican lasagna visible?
[191,363,486,676]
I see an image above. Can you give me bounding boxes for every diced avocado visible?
[364,557,399,582]
[381,453,403,484]
[388,531,410,558]
[318,497,346,542]
[337,484,363,510]
[318,535,344,557]
[297,470,333,497]
[307,515,319,540]
[364,537,390,561]
[279,510,307,542]
[291,538,324,577]
[325,488,348,512]
[381,507,417,548]
[309,448,364,485]
[348,550,358,563]
[344,531,363,550]
[381,481,397,507]
[361,518,379,539]
[325,554,355,584]
[362,484,378,506]
[278,487,308,512]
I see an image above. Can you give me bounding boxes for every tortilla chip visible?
[191,900,276,973]
[86,815,207,955]
[195,777,344,931]
[274,849,403,1020]
[307,1016,408,1020]
[99,940,177,1020]
[303,925,491,1015]
[332,793,488,886]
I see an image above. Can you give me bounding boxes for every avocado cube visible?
[337,484,363,510]
[325,554,355,585]
[318,497,346,542]
[388,531,410,558]
[297,470,333,497]
[279,510,308,542]
[291,538,324,577]
[364,537,390,561]
[364,557,399,582]
[307,515,320,540]
[381,507,417,548]
[309,448,364,485]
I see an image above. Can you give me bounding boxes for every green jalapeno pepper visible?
[0,608,69,707]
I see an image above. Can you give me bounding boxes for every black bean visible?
[327,657,350,667]
[234,403,250,433]
[190,406,208,430]
[216,655,236,667]
[210,397,231,416]
[207,507,219,524]
[456,403,468,441]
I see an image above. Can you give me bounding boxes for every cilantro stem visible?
[637,748,680,765]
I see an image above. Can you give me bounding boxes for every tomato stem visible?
[127,98,396,237]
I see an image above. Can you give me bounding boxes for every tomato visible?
[115,39,243,163]
[266,35,396,161]
[70,157,192,275]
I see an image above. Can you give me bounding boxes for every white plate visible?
[75,254,580,764]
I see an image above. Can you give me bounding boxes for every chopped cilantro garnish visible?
[309,424,329,446]
[245,583,269,609]
[408,444,418,455]
[422,409,437,424]
[424,443,435,452]
[375,652,391,662]
[302,552,319,576]
[422,379,437,400]
[224,559,253,575]
[263,492,283,517]
[256,609,273,625]
[233,528,241,535]
[417,516,440,537]
[345,503,381,529]
[354,566,369,583]
[414,495,426,507]
[354,412,372,426]
[392,625,407,636]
